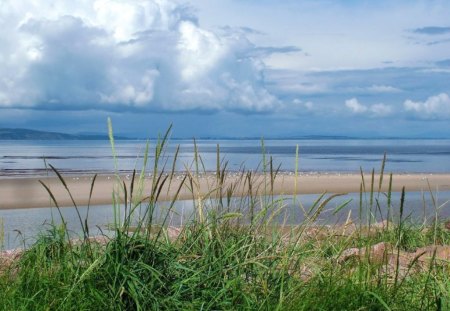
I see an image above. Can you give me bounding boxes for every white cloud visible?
[404,93,450,118]
[370,103,393,116]
[177,21,225,81]
[277,83,328,94]
[344,84,402,94]
[292,98,314,112]
[0,0,280,112]
[366,85,402,93]
[345,98,367,113]
[345,98,393,117]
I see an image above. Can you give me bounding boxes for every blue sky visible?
[0,0,449,138]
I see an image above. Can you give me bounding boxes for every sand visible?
[0,172,449,210]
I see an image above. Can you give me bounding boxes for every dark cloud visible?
[427,38,450,45]
[220,26,266,35]
[412,26,450,35]
[249,46,302,57]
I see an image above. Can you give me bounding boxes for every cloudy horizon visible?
[1,0,450,138]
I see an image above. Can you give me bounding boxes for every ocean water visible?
[1,139,450,176]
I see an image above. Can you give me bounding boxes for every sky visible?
[0,0,450,138]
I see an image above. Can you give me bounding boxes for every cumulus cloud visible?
[0,0,285,112]
[345,98,367,114]
[345,98,392,117]
[404,93,450,118]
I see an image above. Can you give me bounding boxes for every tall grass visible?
[1,123,450,310]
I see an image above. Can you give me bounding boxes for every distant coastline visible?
[1,128,449,141]
[0,128,131,140]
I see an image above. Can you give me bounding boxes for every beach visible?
[1,172,449,210]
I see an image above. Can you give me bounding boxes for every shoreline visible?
[0,169,448,179]
[0,172,449,210]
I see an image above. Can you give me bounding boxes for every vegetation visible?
[1,121,449,310]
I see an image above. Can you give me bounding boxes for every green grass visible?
[1,123,450,310]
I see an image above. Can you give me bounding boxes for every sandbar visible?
[0,172,449,210]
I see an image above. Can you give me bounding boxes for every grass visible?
[1,122,450,310]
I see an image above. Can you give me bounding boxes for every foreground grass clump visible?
[1,123,450,310]
[2,215,450,310]
[0,221,311,309]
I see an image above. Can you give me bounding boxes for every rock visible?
[338,242,393,264]
[369,241,393,263]
[338,241,450,281]
[381,252,420,280]
[444,220,450,231]
[332,220,394,238]
[298,265,315,282]
[166,226,182,240]
[371,220,393,230]
[0,249,23,271]
[337,223,358,236]
[414,245,450,262]
[338,247,360,263]
[302,227,328,239]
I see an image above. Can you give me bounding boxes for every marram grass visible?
[1,125,450,310]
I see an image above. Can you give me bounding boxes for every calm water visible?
[1,139,450,176]
[1,191,449,250]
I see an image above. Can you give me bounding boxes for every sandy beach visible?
[1,172,449,210]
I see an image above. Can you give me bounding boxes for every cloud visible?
[426,38,450,46]
[345,84,402,94]
[292,98,314,111]
[345,98,367,113]
[404,93,450,119]
[249,46,301,57]
[370,103,393,116]
[412,26,450,35]
[345,98,392,117]
[366,85,402,93]
[0,0,281,113]
[220,26,265,36]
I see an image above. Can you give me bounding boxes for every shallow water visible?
[1,191,449,250]
[1,139,450,176]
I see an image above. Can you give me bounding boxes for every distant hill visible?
[0,128,131,140]
[1,128,442,140]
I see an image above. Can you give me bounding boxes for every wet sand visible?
[0,173,449,209]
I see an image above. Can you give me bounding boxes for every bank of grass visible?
[1,122,450,310]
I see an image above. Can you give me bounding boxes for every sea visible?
[1,138,450,176]
[1,139,450,249]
